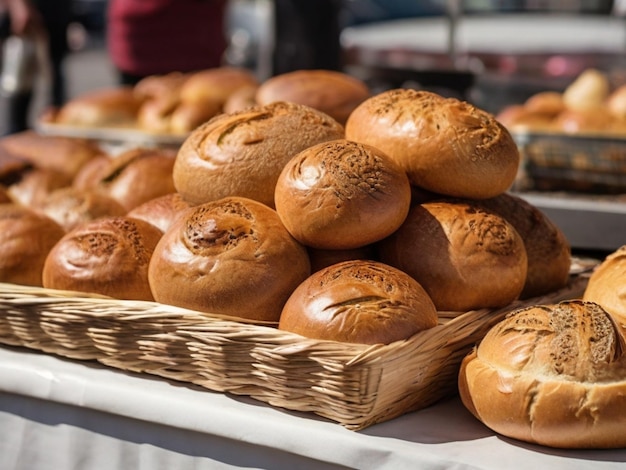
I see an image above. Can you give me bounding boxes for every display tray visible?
[35,120,188,148]
[0,263,593,431]
[512,130,626,194]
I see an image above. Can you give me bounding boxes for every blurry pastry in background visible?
[523,91,565,116]
[223,84,259,114]
[607,84,626,119]
[179,66,259,110]
[554,107,615,134]
[562,68,610,112]
[6,167,72,208]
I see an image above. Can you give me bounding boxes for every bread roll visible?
[278,260,438,344]
[523,91,565,116]
[179,66,259,107]
[459,300,626,449]
[583,245,626,326]
[168,100,222,134]
[54,87,143,128]
[476,192,571,299]
[554,107,615,134]
[92,147,177,211]
[72,154,111,192]
[274,139,411,249]
[607,84,626,119]
[148,196,310,322]
[378,200,527,312]
[562,68,610,112]
[345,89,520,199]
[7,167,72,208]
[126,192,191,233]
[38,186,127,231]
[223,84,258,114]
[173,101,345,208]
[255,69,370,124]
[42,216,163,300]
[0,204,66,286]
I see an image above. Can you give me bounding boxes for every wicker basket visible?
[512,130,626,194]
[0,271,590,430]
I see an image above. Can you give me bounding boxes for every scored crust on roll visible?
[274,139,411,250]
[148,196,311,322]
[378,200,528,312]
[345,89,520,199]
[127,192,192,233]
[173,101,345,208]
[583,245,626,326]
[42,216,163,300]
[0,203,66,287]
[278,259,438,345]
[475,192,571,299]
[255,69,370,124]
[458,300,626,449]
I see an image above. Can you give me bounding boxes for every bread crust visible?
[583,245,626,327]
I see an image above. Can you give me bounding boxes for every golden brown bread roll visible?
[475,192,571,299]
[42,216,163,300]
[458,300,626,449]
[607,84,626,119]
[378,200,528,312]
[554,107,616,134]
[583,245,626,326]
[255,69,370,124]
[37,186,127,231]
[173,101,345,208]
[168,100,222,134]
[523,91,565,116]
[126,192,192,233]
[345,89,520,199]
[278,259,438,345]
[91,147,177,211]
[72,154,111,192]
[179,66,259,107]
[54,87,143,128]
[223,84,259,114]
[7,167,73,208]
[274,139,411,249]
[0,203,66,286]
[562,68,610,112]
[148,196,311,322]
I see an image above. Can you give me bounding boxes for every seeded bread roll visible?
[173,101,345,208]
[0,204,66,286]
[148,196,311,322]
[42,216,163,300]
[274,139,411,249]
[278,260,438,345]
[459,300,626,449]
[255,69,370,124]
[583,245,626,327]
[345,89,520,199]
[378,200,527,312]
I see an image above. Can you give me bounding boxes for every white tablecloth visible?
[1,346,625,469]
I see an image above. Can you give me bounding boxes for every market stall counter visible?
[1,345,625,470]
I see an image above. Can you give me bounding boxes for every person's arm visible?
[1,0,43,35]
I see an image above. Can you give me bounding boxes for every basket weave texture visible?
[0,275,588,430]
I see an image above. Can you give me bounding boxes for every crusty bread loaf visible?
[274,139,411,249]
[126,192,191,233]
[255,69,370,124]
[278,259,438,345]
[345,89,520,199]
[148,196,311,322]
[378,200,528,312]
[42,216,163,300]
[0,203,66,286]
[458,300,626,449]
[583,245,626,327]
[173,101,345,208]
[475,192,571,299]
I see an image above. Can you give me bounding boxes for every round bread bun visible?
[223,84,259,114]
[278,260,438,344]
[42,216,163,300]
[255,69,370,124]
[274,139,410,249]
[458,300,626,449]
[378,200,528,312]
[583,245,626,326]
[148,196,311,322]
[173,101,345,208]
[54,87,143,128]
[562,68,610,112]
[126,192,192,233]
[179,66,259,107]
[38,186,127,231]
[7,167,73,208]
[0,130,104,179]
[0,203,66,286]
[168,100,222,135]
[495,105,556,132]
[523,91,565,116]
[307,244,377,273]
[475,192,571,299]
[72,154,111,192]
[93,147,177,211]
[133,71,188,103]
[345,89,520,199]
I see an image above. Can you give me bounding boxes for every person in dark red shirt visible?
[106,0,228,85]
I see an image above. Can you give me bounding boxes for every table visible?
[1,346,625,469]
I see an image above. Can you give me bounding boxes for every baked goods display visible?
[173,101,345,207]
[583,245,626,327]
[458,300,626,449]
[274,139,411,249]
[148,196,311,322]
